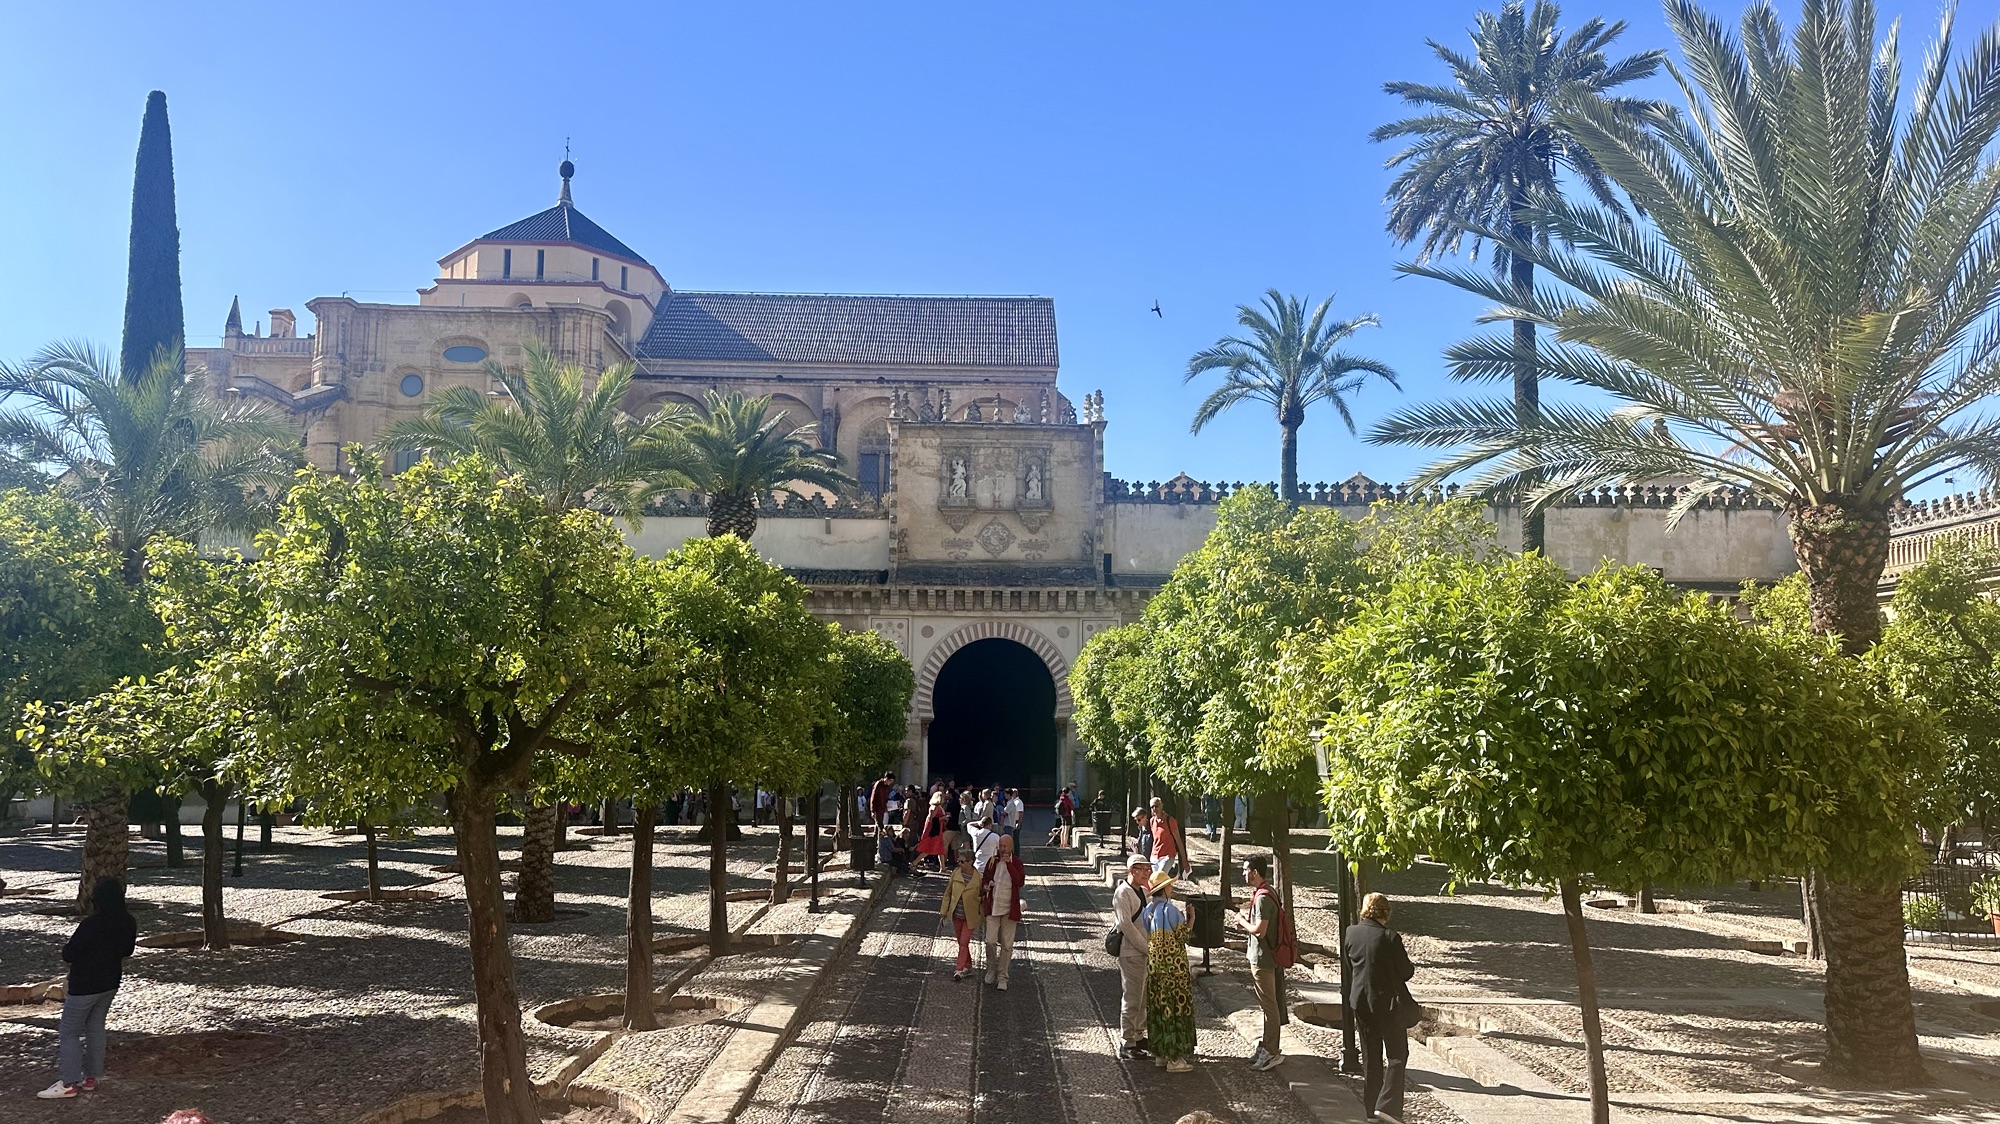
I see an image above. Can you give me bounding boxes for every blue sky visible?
[0,0,1958,491]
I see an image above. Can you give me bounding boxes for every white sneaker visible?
[1167,1058,1194,1073]
[1256,1052,1286,1071]
[997,978,1008,991]
[36,1081,77,1100]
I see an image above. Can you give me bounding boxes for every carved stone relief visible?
[941,537,973,561]
[975,520,1015,557]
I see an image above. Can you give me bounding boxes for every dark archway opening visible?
[926,638,1058,803]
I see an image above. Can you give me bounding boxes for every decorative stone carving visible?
[1014,400,1031,424]
[941,537,973,561]
[975,520,1015,557]
[1038,390,1051,423]
[940,509,975,532]
[1024,461,1044,503]
[1020,538,1049,560]
[947,456,970,499]
[1018,511,1048,534]
[869,617,910,656]
[966,401,982,422]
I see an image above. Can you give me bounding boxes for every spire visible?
[558,144,574,205]
[224,295,243,337]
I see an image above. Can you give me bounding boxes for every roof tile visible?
[637,291,1057,368]
[480,203,648,265]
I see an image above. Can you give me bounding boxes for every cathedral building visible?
[189,163,1804,801]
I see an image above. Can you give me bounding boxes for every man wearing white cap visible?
[1112,854,1153,1059]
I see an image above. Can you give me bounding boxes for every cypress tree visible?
[119,90,184,382]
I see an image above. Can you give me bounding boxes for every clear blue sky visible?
[0,0,1955,491]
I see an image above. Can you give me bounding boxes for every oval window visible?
[399,373,425,397]
[442,345,486,363]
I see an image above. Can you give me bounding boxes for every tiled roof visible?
[637,292,1058,368]
[479,203,648,265]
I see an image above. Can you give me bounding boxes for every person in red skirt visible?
[916,791,949,872]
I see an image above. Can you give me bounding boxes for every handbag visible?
[1103,892,1145,957]
[1389,985,1424,1029]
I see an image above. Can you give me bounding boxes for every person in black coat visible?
[1344,892,1417,1123]
[38,878,138,1099]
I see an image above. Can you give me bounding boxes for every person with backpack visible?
[1055,787,1077,847]
[1345,892,1418,1122]
[1230,855,1287,1071]
[38,878,138,1099]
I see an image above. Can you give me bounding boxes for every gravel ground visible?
[0,822,797,1124]
[1179,830,2000,1121]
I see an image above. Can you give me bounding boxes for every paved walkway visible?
[741,841,1326,1124]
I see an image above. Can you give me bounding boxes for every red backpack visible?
[1254,885,1299,970]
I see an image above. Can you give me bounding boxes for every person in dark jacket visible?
[1344,892,1417,1123]
[39,878,138,1099]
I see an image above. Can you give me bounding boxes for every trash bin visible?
[1091,809,1112,838]
[1185,893,1226,974]
[850,835,875,873]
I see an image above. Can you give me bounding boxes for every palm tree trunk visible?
[707,493,759,539]
[199,779,230,951]
[78,788,130,915]
[1508,236,1544,555]
[1791,504,1923,1084]
[1279,422,1300,503]
[707,782,732,956]
[514,801,559,923]
[625,801,658,1031]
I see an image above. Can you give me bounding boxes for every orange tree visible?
[242,452,646,1124]
[1279,555,1934,1122]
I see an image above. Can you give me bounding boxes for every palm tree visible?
[0,341,297,909]
[671,391,853,539]
[1373,0,1666,550]
[380,341,690,523]
[1185,291,1399,502]
[380,341,692,923]
[1371,0,2000,1086]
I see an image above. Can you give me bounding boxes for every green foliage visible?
[242,451,648,808]
[1902,894,1944,932]
[1070,621,1158,776]
[1373,1,1667,270]
[0,342,298,579]
[819,625,915,784]
[1184,291,1398,500]
[1297,554,1933,889]
[1874,539,2000,829]
[1971,877,2000,920]
[378,341,691,525]
[1,490,157,800]
[668,391,853,537]
[119,91,184,383]
[1374,1,2000,520]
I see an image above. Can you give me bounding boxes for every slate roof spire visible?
[558,156,574,205]
[224,295,243,337]
[476,157,648,265]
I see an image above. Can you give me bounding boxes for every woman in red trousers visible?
[938,850,985,980]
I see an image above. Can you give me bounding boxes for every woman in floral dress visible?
[1142,870,1197,1072]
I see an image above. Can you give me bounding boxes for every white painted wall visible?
[624,516,892,570]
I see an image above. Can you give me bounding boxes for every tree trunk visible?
[164,795,184,867]
[1637,883,1657,915]
[554,801,568,850]
[1508,226,1543,555]
[1790,504,1923,1084]
[771,790,793,904]
[363,820,382,901]
[625,802,658,1031]
[600,797,618,837]
[1219,819,1235,905]
[258,810,273,850]
[1279,421,1300,504]
[199,780,230,951]
[706,494,759,540]
[1558,878,1610,1124]
[514,801,559,923]
[78,788,130,915]
[834,782,850,853]
[1815,871,1926,1083]
[1276,799,1295,928]
[1935,823,1955,863]
[806,785,821,901]
[452,785,541,1124]
[707,782,731,956]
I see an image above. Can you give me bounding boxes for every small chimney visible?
[269,309,297,338]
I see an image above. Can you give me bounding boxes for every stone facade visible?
[186,163,1862,799]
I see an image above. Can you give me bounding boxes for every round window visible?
[442,345,486,363]
[399,373,425,397]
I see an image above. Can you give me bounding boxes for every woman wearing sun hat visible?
[1142,869,1197,1072]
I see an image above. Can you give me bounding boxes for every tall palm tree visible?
[380,341,690,523]
[0,343,298,583]
[1373,0,1667,550]
[381,341,693,923]
[0,341,297,909]
[1185,290,1399,502]
[1371,0,2000,1086]
[671,391,852,539]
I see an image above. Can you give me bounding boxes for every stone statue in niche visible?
[1014,400,1031,424]
[1025,461,1044,503]
[948,457,969,499]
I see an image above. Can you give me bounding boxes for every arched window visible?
[606,299,631,342]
